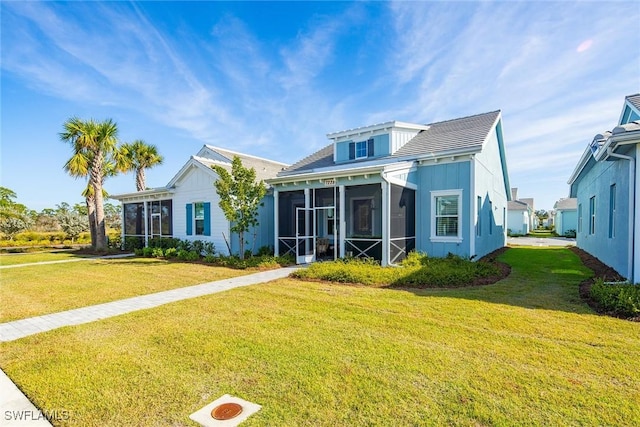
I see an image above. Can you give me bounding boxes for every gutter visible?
[606,146,635,282]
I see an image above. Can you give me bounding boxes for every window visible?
[609,184,616,238]
[476,196,482,237]
[186,202,210,236]
[348,138,374,160]
[589,196,596,235]
[194,202,205,235]
[351,198,373,236]
[578,203,582,233]
[431,190,462,242]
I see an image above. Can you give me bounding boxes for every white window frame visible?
[355,141,367,159]
[430,189,463,243]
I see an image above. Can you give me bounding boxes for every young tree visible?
[57,210,89,243]
[212,157,266,260]
[0,187,33,240]
[116,140,164,191]
[60,118,118,251]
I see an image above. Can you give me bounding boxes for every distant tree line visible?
[0,186,120,243]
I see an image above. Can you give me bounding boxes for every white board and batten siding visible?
[172,165,231,256]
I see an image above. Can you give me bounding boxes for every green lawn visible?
[0,257,249,322]
[1,247,639,426]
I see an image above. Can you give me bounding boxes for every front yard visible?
[1,247,639,425]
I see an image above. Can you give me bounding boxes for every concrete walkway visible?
[0,265,300,426]
[0,253,135,270]
[507,236,576,247]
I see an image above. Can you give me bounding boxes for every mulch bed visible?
[567,246,636,320]
[475,246,512,286]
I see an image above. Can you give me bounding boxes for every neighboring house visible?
[507,188,534,235]
[111,145,288,255]
[553,198,577,236]
[568,93,640,282]
[266,110,511,266]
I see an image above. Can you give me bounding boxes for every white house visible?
[111,145,288,255]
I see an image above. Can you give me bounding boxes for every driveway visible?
[507,236,576,247]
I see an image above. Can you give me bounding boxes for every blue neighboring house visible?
[266,111,511,265]
[568,94,640,282]
[552,198,577,236]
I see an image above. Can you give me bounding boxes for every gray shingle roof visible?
[553,198,577,210]
[392,110,500,158]
[507,200,529,211]
[280,110,500,176]
[201,146,288,182]
[282,143,334,174]
[627,93,640,110]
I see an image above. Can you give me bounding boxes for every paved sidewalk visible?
[0,253,135,270]
[507,236,576,247]
[0,265,300,426]
[0,266,300,342]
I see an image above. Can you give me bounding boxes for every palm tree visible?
[60,118,118,251]
[117,140,164,191]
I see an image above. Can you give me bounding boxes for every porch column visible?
[143,201,149,247]
[304,188,310,255]
[120,202,125,250]
[339,185,345,258]
[273,190,279,256]
[381,180,389,266]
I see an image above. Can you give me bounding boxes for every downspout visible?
[607,147,635,282]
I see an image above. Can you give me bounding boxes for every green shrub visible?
[590,279,640,318]
[151,247,165,258]
[164,247,178,258]
[142,247,154,257]
[292,253,500,288]
[177,250,199,261]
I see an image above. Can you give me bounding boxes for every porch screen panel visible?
[278,191,305,256]
[390,185,416,262]
[124,202,144,235]
[161,200,173,235]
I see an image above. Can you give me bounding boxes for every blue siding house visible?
[267,111,511,265]
[553,198,577,236]
[568,94,640,282]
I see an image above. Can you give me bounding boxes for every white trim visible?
[430,189,464,243]
[339,186,346,258]
[381,180,389,266]
[273,190,279,256]
[469,156,476,257]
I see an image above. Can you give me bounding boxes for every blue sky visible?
[1,1,639,212]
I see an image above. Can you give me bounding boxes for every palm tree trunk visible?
[136,168,145,192]
[86,195,97,249]
[91,151,107,251]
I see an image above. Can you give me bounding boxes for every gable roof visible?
[626,93,640,111]
[392,110,500,158]
[568,94,640,186]
[553,198,577,210]
[280,110,501,176]
[199,145,288,183]
[507,200,530,211]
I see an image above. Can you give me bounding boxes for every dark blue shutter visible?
[203,202,211,236]
[186,204,193,235]
[349,142,355,160]
[367,138,374,157]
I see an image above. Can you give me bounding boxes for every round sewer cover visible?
[211,402,243,420]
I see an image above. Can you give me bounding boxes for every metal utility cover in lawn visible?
[190,394,261,427]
